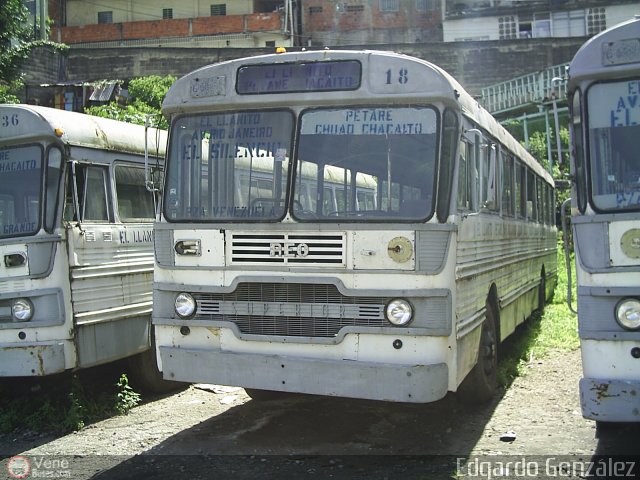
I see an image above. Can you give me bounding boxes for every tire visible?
[538,272,546,312]
[128,331,185,394]
[458,302,499,405]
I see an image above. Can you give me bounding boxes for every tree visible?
[0,0,32,102]
[85,75,176,129]
[504,116,572,214]
[0,0,68,103]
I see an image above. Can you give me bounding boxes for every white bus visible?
[566,17,640,425]
[153,50,557,403]
[0,104,170,391]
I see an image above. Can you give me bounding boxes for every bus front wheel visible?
[458,302,499,404]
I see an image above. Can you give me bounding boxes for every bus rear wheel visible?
[458,302,499,404]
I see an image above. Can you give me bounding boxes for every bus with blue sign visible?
[0,104,172,391]
[153,49,557,403]
[565,17,640,426]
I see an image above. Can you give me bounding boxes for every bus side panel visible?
[66,223,154,368]
[455,215,557,386]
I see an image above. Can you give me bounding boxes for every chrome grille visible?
[230,233,345,266]
[193,283,387,337]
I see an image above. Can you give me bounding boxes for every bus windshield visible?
[0,145,43,238]
[587,80,640,212]
[293,107,437,221]
[164,111,294,221]
[164,107,438,222]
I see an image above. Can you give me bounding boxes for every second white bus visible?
[0,105,171,391]
[566,17,640,426]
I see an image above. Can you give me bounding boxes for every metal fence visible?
[480,63,569,115]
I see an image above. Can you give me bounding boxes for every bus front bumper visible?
[0,342,66,376]
[580,378,640,423]
[159,346,449,403]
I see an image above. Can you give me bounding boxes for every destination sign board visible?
[236,60,361,94]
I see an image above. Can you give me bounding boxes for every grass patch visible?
[497,237,580,386]
[0,371,141,435]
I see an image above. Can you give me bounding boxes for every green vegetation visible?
[85,75,176,129]
[114,374,142,415]
[0,0,68,103]
[497,237,579,387]
[0,372,141,434]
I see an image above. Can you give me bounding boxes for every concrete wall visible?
[19,37,585,107]
[62,37,585,96]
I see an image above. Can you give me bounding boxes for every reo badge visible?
[270,242,310,258]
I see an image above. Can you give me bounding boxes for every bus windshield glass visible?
[164,111,294,221]
[293,107,438,221]
[0,145,43,238]
[587,80,640,211]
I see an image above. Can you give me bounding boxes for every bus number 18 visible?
[385,68,409,85]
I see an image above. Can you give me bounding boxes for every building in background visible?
[442,0,639,42]
[302,0,442,45]
[47,0,296,48]
[38,1,640,48]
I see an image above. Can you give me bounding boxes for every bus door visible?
[64,160,153,368]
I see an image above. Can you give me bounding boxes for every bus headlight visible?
[12,298,34,322]
[385,299,413,326]
[175,293,196,319]
[615,299,640,330]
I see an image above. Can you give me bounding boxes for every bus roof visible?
[0,104,166,157]
[163,49,552,186]
[568,17,640,88]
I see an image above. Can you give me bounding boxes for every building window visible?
[587,7,606,36]
[309,6,322,14]
[162,8,173,19]
[97,11,113,24]
[498,16,517,40]
[265,40,276,47]
[415,0,436,12]
[380,0,399,13]
[211,4,226,16]
[552,10,585,37]
[533,12,550,38]
[345,4,364,13]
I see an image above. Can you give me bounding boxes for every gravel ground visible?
[1,348,638,479]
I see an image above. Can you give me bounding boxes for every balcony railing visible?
[480,63,569,114]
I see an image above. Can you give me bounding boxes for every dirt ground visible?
[1,348,639,479]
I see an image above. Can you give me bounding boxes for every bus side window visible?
[457,139,479,212]
[482,142,498,211]
[537,177,544,223]
[71,164,109,222]
[571,90,587,213]
[115,165,155,222]
[456,140,469,211]
[515,162,526,219]
[501,154,514,216]
[526,168,537,222]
